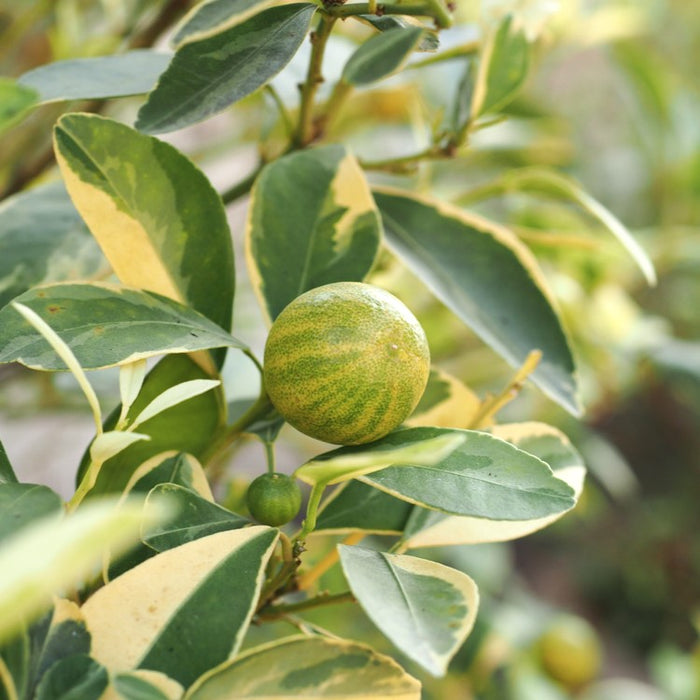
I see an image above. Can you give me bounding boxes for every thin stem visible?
[314,79,353,139]
[0,655,18,700]
[297,532,365,590]
[66,455,105,512]
[324,2,452,28]
[359,144,453,173]
[221,165,263,205]
[293,14,337,148]
[296,482,326,541]
[257,591,355,621]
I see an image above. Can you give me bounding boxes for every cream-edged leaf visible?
[184,636,421,699]
[339,546,479,676]
[246,144,381,322]
[82,527,278,688]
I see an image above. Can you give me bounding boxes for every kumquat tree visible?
[1,0,698,698]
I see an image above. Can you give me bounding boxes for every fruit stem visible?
[264,441,277,475]
[296,482,326,541]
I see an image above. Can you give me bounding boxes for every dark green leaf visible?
[246,144,381,320]
[0,283,244,371]
[17,51,172,103]
[136,3,316,134]
[143,483,248,552]
[342,26,425,85]
[82,528,278,689]
[172,0,270,46]
[0,484,62,544]
[34,655,108,700]
[315,427,576,521]
[0,181,107,310]
[54,114,235,350]
[358,16,439,52]
[315,480,412,534]
[375,188,580,415]
[0,442,17,484]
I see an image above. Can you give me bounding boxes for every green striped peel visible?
[263,282,430,445]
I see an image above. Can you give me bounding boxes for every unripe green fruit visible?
[263,282,430,445]
[245,473,302,527]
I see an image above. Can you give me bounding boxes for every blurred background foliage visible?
[0,0,698,697]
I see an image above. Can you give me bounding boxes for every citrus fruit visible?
[538,614,602,688]
[245,473,302,527]
[263,282,430,445]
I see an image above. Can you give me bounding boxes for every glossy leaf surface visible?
[0,283,242,370]
[342,26,424,85]
[375,188,580,415]
[312,427,575,520]
[185,636,421,699]
[403,422,586,548]
[82,528,278,688]
[246,144,381,321]
[54,114,234,343]
[339,545,479,676]
[136,3,316,133]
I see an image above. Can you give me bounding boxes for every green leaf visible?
[357,16,439,52]
[402,422,586,548]
[0,483,63,544]
[126,452,214,501]
[314,427,575,520]
[295,432,466,487]
[32,601,92,694]
[34,655,108,700]
[374,188,580,415]
[82,356,225,495]
[184,636,421,699]
[315,480,412,534]
[136,3,316,134]
[0,497,170,644]
[0,181,106,310]
[0,442,17,484]
[447,58,475,137]
[0,78,38,135]
[246,144,382,321]
[342,26,425,86]
[0,283,243,371]
[172,0,272,46]
[142,484,248,552]
[338,546,479,676]
[472,14,530,116]
[82,527,278,688]
[17,51,172,103]
[53,114,235,354]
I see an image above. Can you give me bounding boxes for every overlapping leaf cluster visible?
[0,1,654,697]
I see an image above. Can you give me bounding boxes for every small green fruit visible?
[245,473,302,527]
